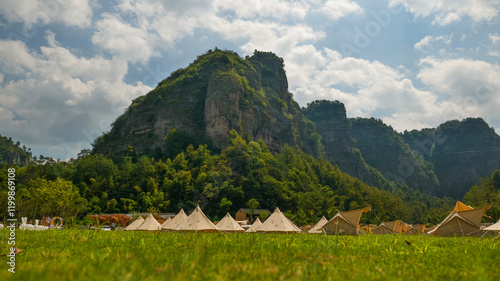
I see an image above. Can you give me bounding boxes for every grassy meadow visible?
[0,229,499,281]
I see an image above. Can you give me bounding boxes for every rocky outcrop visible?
[204,72,242,148]
[92,49,323,159]
[405,118,500,198]
[350,118,441,195]
[303,100,390,188]
[0,135,31,166]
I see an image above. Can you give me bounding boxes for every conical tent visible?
[372,223,393,234]
[217,213,245,233]
[405,224,426,235]
[454,201,473,212]
[322,207,368,235]
[256,207,301,233]
[245,218,262,233]
[429,207,484,237]
[162,209,188,231]
[377,220,405,234]
[174,205,219,232]
[485,220,500,231]
[136,213,161,231]
[308,216,328,234]
[124,216,144,231]
[160,217,171,228]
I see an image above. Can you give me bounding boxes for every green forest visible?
[2,131,498,227]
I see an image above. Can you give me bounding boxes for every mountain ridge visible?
[92,49,500,199]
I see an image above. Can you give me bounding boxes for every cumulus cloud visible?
[0,35,151,159]
[216,0,310,20]
[318,0,363,21]
[281,46,441,131]
[389,0,500,25]
[414,34,453,52]
[92,14,158,64]
[417,57,500,124]
[0,0,93,27]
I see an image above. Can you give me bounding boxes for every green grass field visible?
[1,229,499,281]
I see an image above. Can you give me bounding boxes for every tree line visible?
[3,131,495,226]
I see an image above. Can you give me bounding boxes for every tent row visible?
[306,201,497,237]
[123,201,498,237]
[125,206,302,233]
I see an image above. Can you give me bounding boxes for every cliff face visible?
[350,118,441,195]
[92,49,323,159]
[91,49,500,200]
[0,135,31,166]
[405,118,500,197]
[303,101,390,188]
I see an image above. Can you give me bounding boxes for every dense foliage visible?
[465,169,500,221]
[1,131,453,226]
[0,134,31,166]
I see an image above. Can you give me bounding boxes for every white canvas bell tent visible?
[124,216,144,231]
[322,207,369,235]
[217,213,245,233]
[484,220,500,231]
[160,217,171,228]
[256,207,302,234]
[174,205,219,233]
[135,213,162,231]
[308,216,328,234]
[162,209,188,231]
[245,218,263,233]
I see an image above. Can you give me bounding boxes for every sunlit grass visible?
[0,229,499,281]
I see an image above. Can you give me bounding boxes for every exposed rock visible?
[92,49,323,159]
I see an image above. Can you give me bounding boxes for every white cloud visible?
[490,33,500,44]
[318,0,362,21]
[418,57,500,124]
[216,0,310,20]
[432,12,461,25]
[0,0,93,27]
[414,34,453,51]
[0,35,151,159]
[92,14,158,64]
[282,46,441,131]
[390,0,500,25]
[93,0,215,64]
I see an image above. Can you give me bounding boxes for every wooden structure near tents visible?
[89,214,131,227]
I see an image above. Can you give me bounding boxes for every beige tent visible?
[174,205,219,232]
[485,220,500,231]
[428,207,485,237]
[136,213,162,231]
[405,224,426,235]
[124,216,145,231]
[217,213,245,233]
[256,207,302,233]
[160,217,172,229]
[308,216,328,234]
[373,220,406,234]
[162,209,188,231]
[322,207,369,235]
[245,218,263,233]
[372,223,393,234]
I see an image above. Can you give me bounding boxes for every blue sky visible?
[1,0,499,160]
